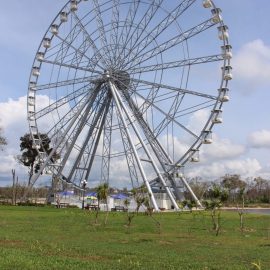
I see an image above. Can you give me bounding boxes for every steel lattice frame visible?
[27,0,232,211]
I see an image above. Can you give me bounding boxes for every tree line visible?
[186,174,270,205]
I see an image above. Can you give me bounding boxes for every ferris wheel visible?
[27,0,232,211]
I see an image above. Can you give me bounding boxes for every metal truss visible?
[100,103,113,184]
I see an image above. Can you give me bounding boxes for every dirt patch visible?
[159,240,173,245]
[0,239,24,247]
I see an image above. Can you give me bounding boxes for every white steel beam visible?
[109,81,159,211]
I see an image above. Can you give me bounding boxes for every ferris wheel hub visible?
[103,70,130,91]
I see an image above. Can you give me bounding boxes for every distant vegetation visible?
[1,174,269,207]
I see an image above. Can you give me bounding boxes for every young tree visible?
[181,199,196,212]
[123,198,135,229]
[236,187,246,233]
[95,183,109,225]
[132,185,149,214]
[203,184,228,236]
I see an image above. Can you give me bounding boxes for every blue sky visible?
[0,0,269,186]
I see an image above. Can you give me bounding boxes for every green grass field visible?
[0,206,269,270]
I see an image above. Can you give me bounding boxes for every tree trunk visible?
[12,169,16,205]
[215,211,221,236]
[14,176,18,205]
[95,200,100,224]
[104,200,109,225]
[211,209,217,231]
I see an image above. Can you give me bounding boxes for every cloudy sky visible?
[0,0,269,187]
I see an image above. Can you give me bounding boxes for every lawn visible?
[0,206,269,270]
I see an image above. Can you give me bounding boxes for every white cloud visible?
[234,39,270,93]
[0,97,28,158]
[248,129,270,148]
[0,97,28,178]
[188,109,209,134]
[185,134,253,179]
[0,95,63,180]
[201,134,246,161]
[187,158,262,179]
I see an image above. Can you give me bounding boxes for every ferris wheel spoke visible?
[127,18,217,68]
[66,104,105,183]
[133,90,198,139]
[124,0,196,66]
[55,34,91,62]
[131,78,217,100]
[35,75,101,91]
[47,23,97,69]
[71,11,109,68]
[55,88,101,178]
[154,93,185,137]
[55,34,104,71]
[116,1,140,60]
[110,0,120,56]
[34,86,89,120]
[41,58,103,75]
[85,98,112,182]
[129,54,224,74]
[46,84,101,140]
[100,103,113,184]
[92,0,111,64]
[121,0,164,57]
[66,95,111,183]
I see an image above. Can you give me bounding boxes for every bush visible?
[17,201,45,207]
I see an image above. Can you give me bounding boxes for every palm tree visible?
[96,183,109,225]
[123,198,135,230]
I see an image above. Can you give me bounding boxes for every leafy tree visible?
[221,174,246,202]
[0,127,7,150]
[17,133,59,186]
[203,185,228,236]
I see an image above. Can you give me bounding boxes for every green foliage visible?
[221,174,246,190]
[0,127,7,149]
[96,183,109,203]
[181,200,196,212]
[203,185,229,236]
[17,133,59,185]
